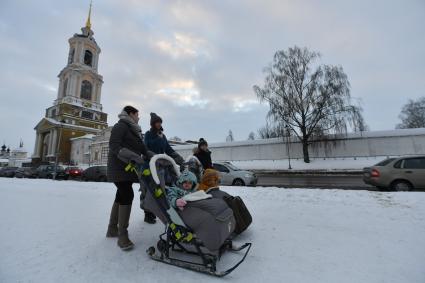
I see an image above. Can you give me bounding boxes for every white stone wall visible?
[70,138,92,165]
[174,128,425,161]
[89,127,111,165]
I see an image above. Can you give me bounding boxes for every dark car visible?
[15,167,38,178]
[82,165,108,182]
[36,165,69,180]
[65,167,83,179]
[0,167,18,178]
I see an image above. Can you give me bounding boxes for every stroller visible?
[136,154,252,277]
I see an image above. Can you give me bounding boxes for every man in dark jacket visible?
[194,138,213,170]
[106,106,154,251]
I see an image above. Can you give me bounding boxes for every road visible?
[256,173,375,190]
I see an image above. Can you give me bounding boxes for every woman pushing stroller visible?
[106,106,154,250]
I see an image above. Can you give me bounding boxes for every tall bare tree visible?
[396,97,425,129]
[254,46,366,163]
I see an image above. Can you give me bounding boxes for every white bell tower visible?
[32,2,108,165]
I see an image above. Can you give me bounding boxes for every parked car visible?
[213,162,257,186]
[36,165,69,180]
[363,155,425,191]
[0,167,18,178]
[65,167,83,179]
[15,167,38,178]
[82,165,108,182]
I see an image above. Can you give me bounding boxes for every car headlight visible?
[245,173,253,178]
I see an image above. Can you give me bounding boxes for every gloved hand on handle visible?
[117,148,142,173]
[118,148,144,165]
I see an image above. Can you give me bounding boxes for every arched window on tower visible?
[84,50,93,66]
[80,80,92,100]
[62,78,68,97]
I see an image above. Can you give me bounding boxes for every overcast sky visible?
[0,0,424,153]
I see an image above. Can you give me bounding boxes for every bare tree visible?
[254,46,366,163]
[257,121,284,139]
[226,130,234,142]
[396,97,425,129]
[247,132,255,140]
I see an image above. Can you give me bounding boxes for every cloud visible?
[156,80,209,108]
[232,99,260,113]
[155,32,211,59]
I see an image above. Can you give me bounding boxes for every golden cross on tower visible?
[85,0,93,30]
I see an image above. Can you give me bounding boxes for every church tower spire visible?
[85,1,92,30]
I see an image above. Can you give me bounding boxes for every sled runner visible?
[135,154,252,277]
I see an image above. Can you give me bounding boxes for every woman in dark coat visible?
[144,112,185,165]
[144,113,185,191]
[194,138,213,170]
[106,106,153,251]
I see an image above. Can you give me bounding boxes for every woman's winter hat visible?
[198,169,220,191]
[150,112,163,127]
[198,138,208,148]
[123,105,139,115]
[176,170,198,190]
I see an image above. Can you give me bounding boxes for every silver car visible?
[213,162,257,187]
[363,155,425,191]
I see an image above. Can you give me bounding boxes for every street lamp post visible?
[285,124,292,170]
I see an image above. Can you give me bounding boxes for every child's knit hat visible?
[176,170,198,190]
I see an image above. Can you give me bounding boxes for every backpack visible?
[223,195,252,235]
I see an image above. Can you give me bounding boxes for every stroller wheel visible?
[157,239,167,253]
[147,246,156,256]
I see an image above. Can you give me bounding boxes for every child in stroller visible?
[136,154,251,277]
[166,170,205,210]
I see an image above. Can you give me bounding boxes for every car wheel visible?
[99,176,107,182]
[391,180,413,192]
[232,178,245,186]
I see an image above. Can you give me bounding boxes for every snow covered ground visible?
[232,157,385,172]
[1,178,425,283]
